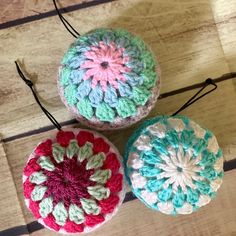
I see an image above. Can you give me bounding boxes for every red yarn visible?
[23,178,35,199]
[93,138,110,154]
[56,131,75,147]
[85,214,105,227]
[76,131,94,147]
[99,195,120,214]
[43,157,94,208]
[29,200,40,219]
[106,173,123,192]
[43,214,60,231]
[63,220,84,233]
[34,139,52,156]
[103,153,120,173]
[23,157,41,176]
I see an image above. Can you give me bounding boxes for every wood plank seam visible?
[0,0,116,30]
[2,74,236,143]
[0,140,28,234]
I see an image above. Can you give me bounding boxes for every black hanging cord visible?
[15,61,62,131]
[172,78,217,116]
[53,0,80,38]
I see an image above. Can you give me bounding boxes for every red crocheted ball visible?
[23,129,125,234]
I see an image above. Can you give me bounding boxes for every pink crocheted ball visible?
[58,28,160,130]
[23,129,125,234]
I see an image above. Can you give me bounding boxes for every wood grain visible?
[0,0,93,25]
[211,0,236,71]
[0,0,233,139]
[0,139,26,231]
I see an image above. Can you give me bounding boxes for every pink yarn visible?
[29,201,40,219]
[23,178,34,199]
[81,41,131,91]
[44,214,60,231]
[23,157,41,176]
[102,153,121,173]
[63,220,84,233]
[106,173,123,193]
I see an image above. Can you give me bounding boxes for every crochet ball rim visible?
[23,129,126,234]
[124,115,224,215]
[58,28,161,130]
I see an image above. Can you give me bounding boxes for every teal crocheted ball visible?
[58,28,160,130]
[124,116,224,215]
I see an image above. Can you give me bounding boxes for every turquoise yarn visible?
[124,115,224,215]
[59,28,159,125]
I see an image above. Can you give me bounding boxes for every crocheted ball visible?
[58,28,160,130]
[124,116,223,215]
[23,129,125,234]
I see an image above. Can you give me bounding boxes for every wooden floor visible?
[0,0,236,235]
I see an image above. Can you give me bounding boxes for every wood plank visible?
[0,139,27,231]
[0,0,93,25]
[3,79,236,227]
[30,170,236,236]
[210,0,236,72]
[0,0,231,138]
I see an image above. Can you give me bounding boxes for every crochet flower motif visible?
[23,130,124,234]
[125,116,224,215]
[157,146,203,193]
[80,41,131,91]
[59,28,159,124]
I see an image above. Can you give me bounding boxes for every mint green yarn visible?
[86,153,105,170]
[116,98,136,118]
[87,185,110,201]
[95,103,115,122]
[64,84,77,105]
[142,70,157,89]
[80,198,100,215]
[132,86,151,105]
[39,197,53,218]
[141,51,156,69]
[29,171,47,185]
[69,204,84,224]
[77,99,94,120]
[52,143,65,163]
[31,186,47,201]
[52,202,68,226]
[37,156,55,171]
[78,142,93,162]
[60,67,71,86]
[66,139,79,159]
[90,169,111,184]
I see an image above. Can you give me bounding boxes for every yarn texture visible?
[124,116,223,215]
[23,129,125,234]
[58,28,160,130]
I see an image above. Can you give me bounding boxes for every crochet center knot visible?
[44,157,94,207]
[100,61,109,69]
